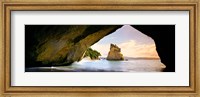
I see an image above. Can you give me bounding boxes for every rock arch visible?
[25,25,175,72]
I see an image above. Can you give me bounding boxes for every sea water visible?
[26,58,166,72]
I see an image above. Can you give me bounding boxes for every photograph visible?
[25,25,175,72]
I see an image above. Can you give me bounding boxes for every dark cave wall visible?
[132,25,175,72]
[25,25,175,72]
[25,25,121,67]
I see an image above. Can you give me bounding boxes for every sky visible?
[91,25,159,58]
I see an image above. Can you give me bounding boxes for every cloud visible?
[91,40,159,58]
[118,40,159,58]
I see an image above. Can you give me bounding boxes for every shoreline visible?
[99,57,160,60]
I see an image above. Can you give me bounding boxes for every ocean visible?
[26,58,166,72]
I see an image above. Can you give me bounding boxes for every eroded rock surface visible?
[25,25,120,67]
[107,44,124,60]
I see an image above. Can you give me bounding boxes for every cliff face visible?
[25,25,121,67]
[107,44,124,60]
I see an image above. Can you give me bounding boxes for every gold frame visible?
[0,0,199,97]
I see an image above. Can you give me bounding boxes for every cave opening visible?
[25,25,175,72]
[90,25,160,59]
[80,25,166,72]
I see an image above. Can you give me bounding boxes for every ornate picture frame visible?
[0,0,199,97]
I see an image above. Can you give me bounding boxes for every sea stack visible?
[107,44,124,60]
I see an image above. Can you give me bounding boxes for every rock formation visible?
[25,25,121,67]
[84,48,101,60]
[106,44,124,60]
[25,25,175,72]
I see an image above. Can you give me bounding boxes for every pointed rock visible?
[107,44,124,60]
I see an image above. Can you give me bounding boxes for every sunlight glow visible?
[91,25,159,58]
